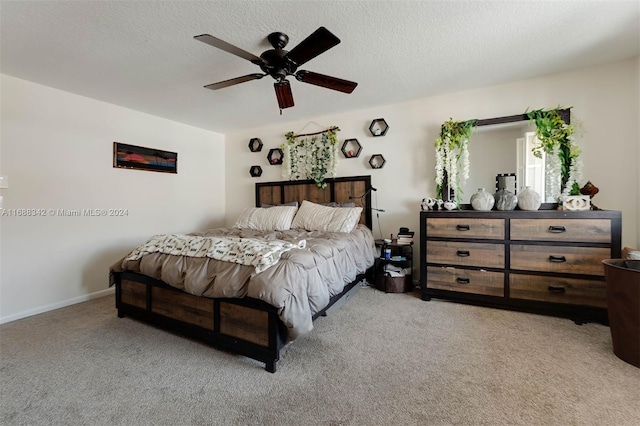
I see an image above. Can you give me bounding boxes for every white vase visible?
[443,200,457,210]
[470,188,495,211]
[518,186,542,211]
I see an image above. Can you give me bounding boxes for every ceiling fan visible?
[194,27,358,111]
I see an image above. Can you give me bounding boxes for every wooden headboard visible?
[256,175,373,229]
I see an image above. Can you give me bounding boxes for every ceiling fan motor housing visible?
[260,48,298,80]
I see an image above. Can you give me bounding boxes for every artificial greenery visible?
[433,108,582,205]
[281,127,339,188]
[526,107,581,196]
[434,118,477,202]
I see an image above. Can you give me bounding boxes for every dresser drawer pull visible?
[548,225,567,233]
[548,255,567,263]
[456,250,470,257]
[456,277,470,284]
[456,225,470,231]
[548,285,566,294]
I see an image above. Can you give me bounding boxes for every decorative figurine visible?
[580,180,600,210]
[421,197,437,211]
[580,180,599,198]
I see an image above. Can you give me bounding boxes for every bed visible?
[110,175,375,372]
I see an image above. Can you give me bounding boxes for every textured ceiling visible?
[1,1,638,133]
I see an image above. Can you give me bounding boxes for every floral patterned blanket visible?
[124,234,306,274]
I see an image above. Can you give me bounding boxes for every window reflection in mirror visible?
[517,131,548,200]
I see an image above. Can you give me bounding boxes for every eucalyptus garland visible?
[434,118,476,202]
[526,108,582,199]
[281,127,339,188]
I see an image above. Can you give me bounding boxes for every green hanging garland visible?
[281,127,340,188]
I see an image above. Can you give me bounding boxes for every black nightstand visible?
[373,240,413,293]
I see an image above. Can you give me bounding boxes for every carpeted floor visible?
[1,285,639,425]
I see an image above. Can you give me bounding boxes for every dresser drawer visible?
[426,218,505,240]
[510,219,611,243]
[510,245,609,276]
[426,240,504,268]
[427,266,504,296]
[510,274,606,307]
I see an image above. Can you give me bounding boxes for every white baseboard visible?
[0,287,115,325]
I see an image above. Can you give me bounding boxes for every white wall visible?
[0,75,226,322]
[225,57,640,268]
[3,57,636,322]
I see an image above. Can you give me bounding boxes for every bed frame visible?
[113,175,373,372]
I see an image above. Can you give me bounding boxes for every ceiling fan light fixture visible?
[274,80,294,109]
[273,68,288,80]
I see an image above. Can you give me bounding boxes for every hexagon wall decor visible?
[369,118,389,137]
[369,154,386,169]
[249,165,263,177]
[341,139,362,158]
[249,138,263,152]
[267,148,284,165]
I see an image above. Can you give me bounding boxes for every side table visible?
[373,239,414,293]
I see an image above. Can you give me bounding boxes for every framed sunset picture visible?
[113,142,177,174]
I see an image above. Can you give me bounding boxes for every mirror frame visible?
[442,108,570,210]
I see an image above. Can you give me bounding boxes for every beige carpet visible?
[1,285,639,425]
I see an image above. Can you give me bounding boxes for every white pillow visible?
[291,200,363,233]
[234,206,298,231]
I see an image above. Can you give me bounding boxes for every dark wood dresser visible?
[419,209,622,323]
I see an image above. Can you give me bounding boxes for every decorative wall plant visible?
[281,126,339,188]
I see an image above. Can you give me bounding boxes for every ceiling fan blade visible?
[295,70,357,93]
[285,27,340,67]
[204,73,265,90]
[194,34,265,65]
[274,80,294,109]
